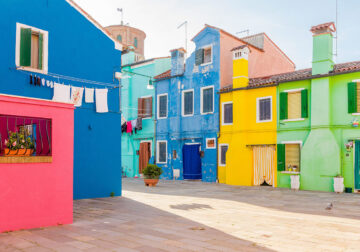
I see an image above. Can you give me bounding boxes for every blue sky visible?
[74,0,360,70]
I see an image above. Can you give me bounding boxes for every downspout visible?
[154,77,157,165]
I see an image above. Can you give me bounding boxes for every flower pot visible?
[290,175,300,190]
[333,177,344,193]
[144,178,159,187]
[4,148,34,157]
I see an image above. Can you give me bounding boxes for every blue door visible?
[183,144,202,180]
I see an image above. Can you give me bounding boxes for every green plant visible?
[142,164,163,179]
[5,131,35,150]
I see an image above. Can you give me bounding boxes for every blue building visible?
[1,0,123,199]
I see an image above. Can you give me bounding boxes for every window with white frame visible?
[201,86,214,114]
[257,97,272,122]
[138,96,152,119]
[222,102,233,125]
[157,94,168,119]
[182,89,194,116]
[206,138,216,149]
[157,141,167,163]
[16,23,48,73]
[219,144,229,166]
[203,46,212,64]
[195,45,212,65]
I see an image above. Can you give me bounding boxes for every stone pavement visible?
[1,178,360,252]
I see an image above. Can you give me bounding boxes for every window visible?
[347,82,360,114]
[16,23,48,73]
[138,97,152,118]
[222,102,233,125]
[182,89,194,116]
[157,94,168,119]
[195,45,212,65]
[219,144,229,166]
[201,86,214,114]
[279,89,308,120]
[117,35,122,42]
[277,143,301,172]
[257,97,272,122]
[134,37,138,48]
[206,138,216,149]
[157,141,167,163]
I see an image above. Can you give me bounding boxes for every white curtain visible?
[253,146,275,186]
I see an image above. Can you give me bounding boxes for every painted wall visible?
[0,0,122,199]
[0,95,74,233]
[121,57,171,177]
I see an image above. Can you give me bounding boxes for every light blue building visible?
[0,0,123,199]
[121,50,170,177]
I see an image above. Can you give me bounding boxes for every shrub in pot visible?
[142,164,163,187]
[4,131,35,156]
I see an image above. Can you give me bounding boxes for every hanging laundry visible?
[53,83,71,103]
[71,86,84,107]
[85,87,94,103]
[41,78,45,86]
[30,74,33,85]
[46,80,50,87]
[50,81,54,88]
[121,114,126,126]
[95,88,108,113]
[126,121,132,133]
[136,117,142,130]
[121,123,127,133]
[131,119,137,134]
[37,76,41,86]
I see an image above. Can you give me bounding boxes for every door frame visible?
[354,140,360,190]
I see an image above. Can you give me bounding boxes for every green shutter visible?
[38,33,43,70]
[277,144,285,171]
[279,92,288,120]
[195,49,204,66]
[301,89,308,118]
[20,28,32,67]
[348,82,357,113]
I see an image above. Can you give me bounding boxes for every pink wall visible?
[0,94,74,233]
[220,32,296,88]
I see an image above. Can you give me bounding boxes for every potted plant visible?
[142,164,163,187]
[333,174,344,193]
[4,131,35,157]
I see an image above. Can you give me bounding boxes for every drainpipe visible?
[154,79,157,165]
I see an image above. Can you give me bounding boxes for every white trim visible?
[206,138,216,149]
[16,23,49,74]
[182,89,194,117]
[352,113,360,116]
[140,140,152,155]
[157,93,168,119]
[256,96,272,123]
[281,141,303,147]
[282,118,305,122]
[156,140,167,164]
[200,85,215,115]
[140,95,153,119]
[283,88,305,93]
[352,79,360,82]
[221,101,233,125]
[185,142,201,145]
[201,44,213,66]
[218,144,229,166]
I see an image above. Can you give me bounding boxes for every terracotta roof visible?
[154,69,171,80]
[220,61,360,92]
[231,44,249,51]
[310,22,336,33]
[170,47,187,53]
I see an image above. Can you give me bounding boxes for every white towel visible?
[71,86,84,107]
[95,89,108,113]
[85,87,94,103]
[53,83,71,103]
[121,115,126,125]
[41,78,45,86]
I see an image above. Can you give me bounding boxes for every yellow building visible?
[218,45,277,187]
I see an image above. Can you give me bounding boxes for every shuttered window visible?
[202,86,214,114]
[223,103,233,124]
[195,46,212,65]
[183,90,194,116]
[19,27,44,70]
[157,141,167,163]
[219,145,228,166]
[203,47,212,64]
[348,82,357,113]
[280,89,308,120]
[257,97,271,122]
[138,97,152,118]
[285,144,300,172]
[288,92,301,119]
[158,94,167,119]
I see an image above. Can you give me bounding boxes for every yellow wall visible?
[218,86,277,186]
[233,58,249,88]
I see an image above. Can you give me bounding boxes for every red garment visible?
[126,121,132,133]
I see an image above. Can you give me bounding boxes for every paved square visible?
[1,178,360,251]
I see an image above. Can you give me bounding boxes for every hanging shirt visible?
[53,83,71,103]
[85,87,94,103]
[95,89,108,113]
[126,121,132,133]
[136,117,142,130]
[71,86,84,107]
[121,115,126,126]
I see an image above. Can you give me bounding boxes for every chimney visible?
[310,22,336,75]
[122,46,135,66]
[170,48,186,76]
[231,45,250,89]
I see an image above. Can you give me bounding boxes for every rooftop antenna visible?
[236,29,250,37]
[117,8,123,25]
[177,21,188,55]
[334,0,338,59]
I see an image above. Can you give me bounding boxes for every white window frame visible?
[201,85,215,115]
[256,96,272,123]
[206,138,216,149]
[157,93,168,119]
[218,144,229,166]
[222,101,233,125]
[140,95,153,120]
[182,89,194,117]
[156,140,167,164]
[15,22,49,74]
[280,141,302,174]
[201,44,213,66]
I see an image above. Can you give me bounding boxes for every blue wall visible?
[0,0,122,199]
[156,27,220,182]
